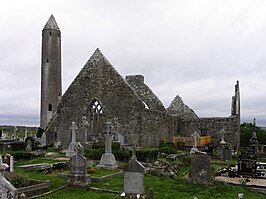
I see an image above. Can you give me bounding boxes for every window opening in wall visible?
[48,103,52,111]
[46,59,49,63]
[87,99,104,142]
[58,33,60,37]
[49,31,51,36]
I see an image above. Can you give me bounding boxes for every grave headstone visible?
[0,155,17,198]
[37,132,47,146]
[238,146,257,177]
[190,154,212,184]
[221,145,232,161]
[25,139,33,151]
[3,154,14,172]
[68,143,90,187]
[24,130,28,141]
[220,129,226,144]
[123,147,145,196]
[97,121,118,170]
[14,126,18,140]
[66,122,80,157]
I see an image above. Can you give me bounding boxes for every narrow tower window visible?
[48,103,52,111]
[46,59,49,63]
[58,33,60,37]
[49,31,51,36]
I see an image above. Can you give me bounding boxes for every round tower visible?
[40,15,62,129]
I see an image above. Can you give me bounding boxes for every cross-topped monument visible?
[220,129,226,144]
[66,122,80,157]
[97,120,118,170]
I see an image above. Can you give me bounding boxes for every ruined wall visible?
[55,49,145,148]
[178,116,239,149]
[126,75,166,112]
[140,109,179,147]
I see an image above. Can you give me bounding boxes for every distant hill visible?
[261,127,266,131]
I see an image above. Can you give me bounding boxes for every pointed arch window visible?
[91,99,103,114]
[87,99,105,142]
[48,103,52,111]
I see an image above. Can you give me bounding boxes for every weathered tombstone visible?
[3,154,14,173]
[68,143,90,187]
[38,132,47,146]
[66,122,80,157]
[25,139,33,151]
[123,144,145,196]
[97,121,118,170]
[238,146,257,177]
[0,155,17,198]
[77,116,89,145]
[190,154,212,184]
[221,145,232,161]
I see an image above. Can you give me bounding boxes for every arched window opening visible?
[48,103,52,111]
[87,99,105,142]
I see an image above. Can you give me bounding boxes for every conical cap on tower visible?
[43,15,60,31]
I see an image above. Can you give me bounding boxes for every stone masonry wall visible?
[55,49,145,148]
[179,116,239,149]
[140,109,179,147]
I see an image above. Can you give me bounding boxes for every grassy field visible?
[1,150,265,199]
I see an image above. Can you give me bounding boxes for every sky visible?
[0,0,266,127]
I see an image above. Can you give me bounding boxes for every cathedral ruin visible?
[41,15,240,150]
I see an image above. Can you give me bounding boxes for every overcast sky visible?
[0,0,266,127]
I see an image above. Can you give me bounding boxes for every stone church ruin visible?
[41,15,240,150]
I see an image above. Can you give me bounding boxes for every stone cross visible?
[70,122,78,143]
[80,116,89,142]
[220,129,226,144]
[104,121,114,154]
[132,143,137,159]
[0,155,9,197]
[191,132,200,148]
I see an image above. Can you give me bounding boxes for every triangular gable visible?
[58,48,144,111]
[123,158,145,173]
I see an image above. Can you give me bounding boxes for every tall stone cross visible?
[132,143,137,159]
[104,121,114,154]
[80,116,89,142]
[70,122,78,143]
[191,132,200,148]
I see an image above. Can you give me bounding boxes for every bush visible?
[84,148,104,160]
[10,142,26,150]
[12,151,33,160]
[159,142,176,149]
[91,143,105,149]
[113,150,131,161]
[7,173,30,188]
[160,147,177,154]
[36,127,44,138]
[136,148,159,162]
[112,142,120,150]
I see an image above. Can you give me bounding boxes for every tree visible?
[240,122,266,146]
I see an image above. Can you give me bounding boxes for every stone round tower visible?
[40,15,62,129]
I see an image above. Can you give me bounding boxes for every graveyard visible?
[0,123,266,199]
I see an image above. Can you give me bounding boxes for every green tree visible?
[240,122,266,146]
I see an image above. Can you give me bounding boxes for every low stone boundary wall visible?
[17,180,50,195]
[91,171,123,182]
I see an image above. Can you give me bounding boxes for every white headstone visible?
[66,122,80,157]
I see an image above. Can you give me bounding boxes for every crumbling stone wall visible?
[126,75,165,112]
[178,116,239,149]
[140,109,178,147]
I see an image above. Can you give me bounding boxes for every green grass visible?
[2,149,264,199]
[91,168,122,177]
